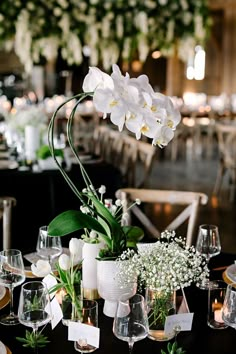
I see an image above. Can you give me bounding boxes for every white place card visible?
[164,313,194,335]
[68,321,100,348]
[43,274,58,298]
[45,296,63,330]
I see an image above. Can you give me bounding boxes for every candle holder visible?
[74,300,98,353]
[207,280,228,329]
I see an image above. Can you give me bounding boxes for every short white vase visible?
[97,260,137,318]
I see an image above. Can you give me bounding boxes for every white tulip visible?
[31,260,51,277]
[69,238,83,260]
[58,254,70,271]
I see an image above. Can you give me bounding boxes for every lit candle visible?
[212,299,222,311]
[214,309,224,323]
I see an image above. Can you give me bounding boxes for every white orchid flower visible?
[31,259,52,277]
[69,238,83,260]
[58,254,70,271]
[82,66,114,92]
[152,125,175,147]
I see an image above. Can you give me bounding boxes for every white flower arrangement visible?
[6,106,48,134]
[117,230,209,294]
[0,0,211,73]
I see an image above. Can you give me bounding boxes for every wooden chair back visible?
[213,123,236,201]
[116,188,208,246]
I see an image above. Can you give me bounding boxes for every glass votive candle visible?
[74,299,98,353]
[207,280,228,329]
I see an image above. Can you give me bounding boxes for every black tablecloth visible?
[0,253,236,354]
[0,161,122,253]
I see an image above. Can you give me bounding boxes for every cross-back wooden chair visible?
[213,123,236,202]
[116,188,208,246]
[0,196,17,250]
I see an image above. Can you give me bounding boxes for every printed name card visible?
[164,313,194,335]
[45,296,63,330]
[68,321,100,348]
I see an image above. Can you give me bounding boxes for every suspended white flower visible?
[31,259,51,277]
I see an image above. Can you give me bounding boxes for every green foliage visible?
[37,145,63,160]
[16,330,50,349]
[161,341,186,354]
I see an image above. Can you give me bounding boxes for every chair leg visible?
[213,163,225,196]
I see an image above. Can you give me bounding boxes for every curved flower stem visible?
[48,93,91,204]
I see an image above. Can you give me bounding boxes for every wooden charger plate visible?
[0,288,10,310]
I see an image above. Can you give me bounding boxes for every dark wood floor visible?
[146,145,236,254]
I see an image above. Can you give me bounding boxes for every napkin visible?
[0,341,7,354]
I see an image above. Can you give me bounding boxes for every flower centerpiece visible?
[46,64,181,316]
[117,230,209,341]
[47,64,181,262]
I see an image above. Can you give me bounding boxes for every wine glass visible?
[18,281,52,353]
[222,283,236,329]
[113,293,149,354]
[0,249,25,325]
[36,225,62,264]
[195,224,221,289]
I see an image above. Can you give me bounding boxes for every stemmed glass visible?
[113,293,149,354]
[222,283,236,329]
[36,225,62,264]
[195,224,221,289]
[18,281,52,353]
[0,249,25,325]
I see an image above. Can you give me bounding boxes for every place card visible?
[68,321,100,348]
[164,313,194,335]
[45,296,63,330]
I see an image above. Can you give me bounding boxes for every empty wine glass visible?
[0,249,25,325]
[18,281,52,353]
[113,293,149,354]
[36,225,62,264]
[222,283,236,329]
[195,224,221,289]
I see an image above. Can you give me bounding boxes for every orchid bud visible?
[58,254,70,271]
[31,259,52,277]
[98,185,106,194]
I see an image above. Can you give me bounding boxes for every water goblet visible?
[74,299,98,353]
[222,283,236,329]
[36,225,62,264]
[0,249,25,325]
[18,281,52,353]
[113,293,149,354]
[195,224,221,289]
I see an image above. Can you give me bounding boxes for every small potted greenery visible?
[37,144,64,170]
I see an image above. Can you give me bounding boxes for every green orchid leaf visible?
[88,195,126,252]
[122,226,144,242]
[48,210,107,236]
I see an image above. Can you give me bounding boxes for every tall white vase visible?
[97,260,137,318]
[82,242,103,300]
[25,125,40,161]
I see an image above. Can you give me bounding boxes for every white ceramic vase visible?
[97,260,137,318]
[82,242,103,300]
[25,125,40,161]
